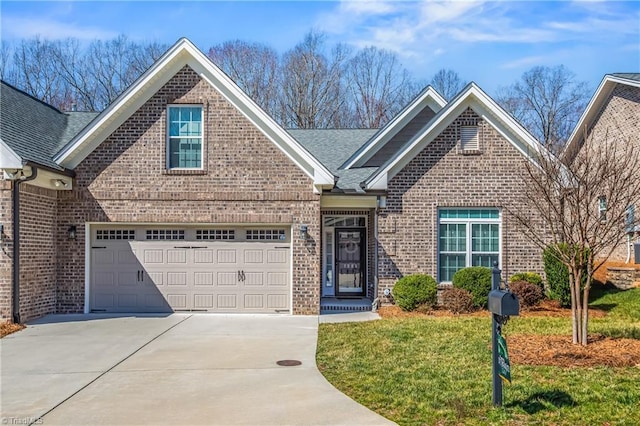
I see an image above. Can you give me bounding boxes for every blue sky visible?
[1,1,638,95]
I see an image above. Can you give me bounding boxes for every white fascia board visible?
[364,84,544,190]
[55,38,334,188]
[54,41,190,167]
[343,87,447,169]
[188,50,334,186]
[0,138,23,169]
[563,75,640,158]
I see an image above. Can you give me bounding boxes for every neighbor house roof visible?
[0,80,96,171]
[565,73,640,156]
[54,38,335,192]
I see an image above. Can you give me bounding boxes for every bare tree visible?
[497,65,590,151]
[508,132,640,345]
[345,46,415,128]
[280,31,348,129]
[208,40,280,118]
[430,68,466,101]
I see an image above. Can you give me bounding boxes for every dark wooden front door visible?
[335,228,365,296]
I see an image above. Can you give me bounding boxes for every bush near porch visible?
[316,285,640,425]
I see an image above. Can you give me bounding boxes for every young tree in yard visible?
[497,65,590,151]
[508,133,640,345]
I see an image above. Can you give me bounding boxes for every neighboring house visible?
[1,38,547,322]
[565,74,640,263]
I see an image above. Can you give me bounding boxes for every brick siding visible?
[377,107,544,301]
[586,84,640,262]
[56,66,321,315]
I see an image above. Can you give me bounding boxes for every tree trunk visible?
[570,274,579,344]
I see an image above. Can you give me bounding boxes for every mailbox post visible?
[489,261,519,407]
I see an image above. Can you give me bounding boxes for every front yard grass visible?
[316,287,640,425]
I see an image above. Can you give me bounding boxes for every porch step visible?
[320,297,373,313]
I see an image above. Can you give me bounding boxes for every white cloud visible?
[2,16,117,41]
[501,55,548,70]
[340,0,397,16]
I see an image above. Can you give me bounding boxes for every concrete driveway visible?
[1,314,393,425]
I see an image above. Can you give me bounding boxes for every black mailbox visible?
[488,290,520,316]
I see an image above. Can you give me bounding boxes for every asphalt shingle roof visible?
[288,129,379,191]
[0,81,96,170]
[611,73,640,82]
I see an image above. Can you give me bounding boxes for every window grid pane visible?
[168,106,203,169]
[439,254,466,282]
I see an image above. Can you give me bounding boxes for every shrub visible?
[452,267,492,308]
[392,274,438,311]
[441,287,474,314]
[509,280,544,308]
[543,244,590,308]
[509,272,544,290]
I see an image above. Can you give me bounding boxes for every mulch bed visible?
[378,302,638,368]
[0,321,25,338]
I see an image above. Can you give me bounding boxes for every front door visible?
[335,228,365,296]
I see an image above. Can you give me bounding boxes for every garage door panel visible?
[167,272,187,286]
[148,272,163,285]
[244,294,265,309]
[217,272,238,286]
[244,272,264,286]
[194,294,215,309]
[117,272,138,287]
[217,294,237,309]
[194,272,214,286]
[267,294,288,309]
[194,250,215,264]
[167,294,187,309]
[267,250,287,263]
[244,250,263,263]
[167,249,187,263]
[91,226,291,313]
[118,250,139,264]
[267,272,288,286]
[94,272,114,286]
[217,250,236,263]
[94,251,114,265]
[144,249,164,263]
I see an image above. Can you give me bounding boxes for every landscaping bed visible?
[1,321,25,338]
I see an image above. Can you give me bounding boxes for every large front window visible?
[167,105,203,169]
[438,208,500,282]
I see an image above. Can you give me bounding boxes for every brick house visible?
[565,73,640,263]
[2,38,548,322]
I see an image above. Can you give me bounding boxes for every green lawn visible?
[316,287,640,425]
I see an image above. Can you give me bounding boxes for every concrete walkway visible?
[1,314,393,425]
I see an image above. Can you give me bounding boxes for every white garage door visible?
[90,226,291,313]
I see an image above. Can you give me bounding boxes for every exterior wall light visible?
[300,224,308,240]
[68,225,77,240]
[0,223,4,242]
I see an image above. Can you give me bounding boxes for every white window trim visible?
[166,104,204,170]
[437,209,502,283]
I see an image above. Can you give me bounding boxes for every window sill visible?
[163,169,207,175]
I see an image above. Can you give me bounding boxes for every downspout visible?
[372,202,379,311]
[12,166,38,323]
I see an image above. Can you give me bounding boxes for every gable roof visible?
[364,82,543,190]
[54,38,335,190]
[0,80,95,171]
[342,86,446,169]
[564,73,640,156]
[290,129,378,192]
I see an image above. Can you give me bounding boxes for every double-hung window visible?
[438,208,501,282]
[167,105,203,169]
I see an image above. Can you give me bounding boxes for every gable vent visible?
[460,126,479,151]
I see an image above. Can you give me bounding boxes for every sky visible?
[1,0,638,96]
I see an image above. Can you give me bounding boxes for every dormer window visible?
[167,105,203,169]
[460,126,479,151]
[598,196,607,222]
